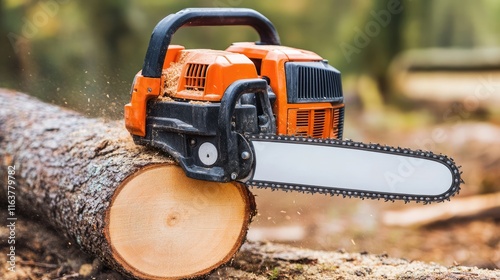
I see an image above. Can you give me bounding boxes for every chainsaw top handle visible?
[141,8,281,78]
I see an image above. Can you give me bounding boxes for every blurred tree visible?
[0,1,19,88]
[1,0,500,118]
[350,0,405,97]
[75,0,143,117]
[403,0,486,49]
[0,1,31,91]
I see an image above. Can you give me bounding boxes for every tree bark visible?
[0,89,255,279]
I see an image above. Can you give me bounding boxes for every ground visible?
[250,190,500,269]
[0,212,499,279]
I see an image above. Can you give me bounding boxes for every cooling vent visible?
[184,63,208,91]
[332,106,344,139]
[285,61,343,103]
[312,109,326,138]
[288,109,329,138]
[295,110,310,136]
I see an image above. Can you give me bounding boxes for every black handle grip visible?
[141,8,281,78]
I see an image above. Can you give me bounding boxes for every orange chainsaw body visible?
[125,42,344,138]
[123,8,345,182]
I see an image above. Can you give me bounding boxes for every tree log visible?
[0,89,256,279]
[383,192,500,227]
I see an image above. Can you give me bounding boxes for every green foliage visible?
[1,0,499,118]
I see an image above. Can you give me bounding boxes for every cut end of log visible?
[105,164,254,279]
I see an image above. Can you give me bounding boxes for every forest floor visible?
[0,209,498,280]
[1,115,499,279]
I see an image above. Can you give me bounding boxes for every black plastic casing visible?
[135,79,275,182]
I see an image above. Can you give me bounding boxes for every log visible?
[0,89,256,279]
[382,192,500,227]
[217,242,500,280]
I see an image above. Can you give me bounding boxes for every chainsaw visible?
[124,8,462,203]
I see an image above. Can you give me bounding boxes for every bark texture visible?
[0,89,254,279]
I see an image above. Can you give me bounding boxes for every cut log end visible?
[105,164,255,279]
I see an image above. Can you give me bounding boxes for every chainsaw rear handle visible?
[141,8,281,78]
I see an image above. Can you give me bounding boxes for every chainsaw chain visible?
[244,134,463,204]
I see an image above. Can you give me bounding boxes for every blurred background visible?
[1,0,499,270]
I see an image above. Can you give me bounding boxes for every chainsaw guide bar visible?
[244,134,462,204]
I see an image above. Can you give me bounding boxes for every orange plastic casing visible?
[171,50,258,101]
[124,74,161,137]
[125,45,258,136]
[226,43,343,137]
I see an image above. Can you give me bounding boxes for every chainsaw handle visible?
[218,78,276,181]
[141,8,281,78]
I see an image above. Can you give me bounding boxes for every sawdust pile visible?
[161,51,190,98]
[189,100,211,105]
[160,50,210,100]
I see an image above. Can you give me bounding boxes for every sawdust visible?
[189,100,211,105]
[162,51,189,98]
[157,95,175,102]
[160,50,219,101]
[155,50,212,104]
